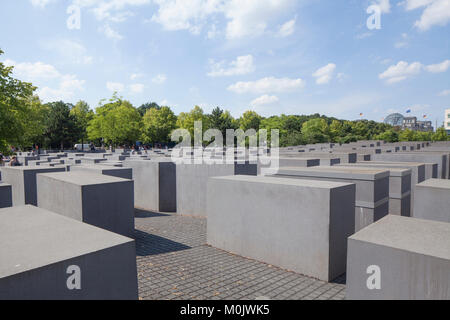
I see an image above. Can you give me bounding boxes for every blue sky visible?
[1,0,449,126]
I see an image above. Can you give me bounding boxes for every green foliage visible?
[137,102,160,117]
[433,128,449,141]
[0,48,38,152]
[142,106,177,144]
[87,95,142,146]
[375,129,399,143]
[301,118,330,143]
[43,101,81,149]
[239,110,262,132]
[70,100,94,143]
[176,106,210,144]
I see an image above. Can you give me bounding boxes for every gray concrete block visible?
[123,159,176,212]
[0,183,12,208]
[0,166,66,206]
[271,166,390,231]
[177,163,235,217]
[0,205,138,300]
[70,164,132,180]
[337,164,412,217]
[413,179,450,223]
[37,172,134,237]
[372,152,446,179]
[346,215,450,300]
[207,175,356,281]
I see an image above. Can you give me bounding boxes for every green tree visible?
[137,102,160,117]
[87,95,142,147]
[301,118,329,143]
[0,49,37,152]
[70,100,94,148]
[433,128,449,141]
[239,110,262,131]
[176,106,210,143]
[375,129,399,143]
[142,106,177,144]
[399,128,416,141]
[43,101,81,150]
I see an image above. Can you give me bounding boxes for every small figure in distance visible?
[9,156,21,167]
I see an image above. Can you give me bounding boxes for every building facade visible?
[445,109,450,135]
[402,116,434,132]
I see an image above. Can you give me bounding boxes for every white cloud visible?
[403,0,434,10]
[73,0,150,22]
[99,24,123,40]
[403,0,450,30]
[130,73,144,80]
[425,59,450,73]
[106,81,125,92]
[150,0,295,39]
[224,0,294,39]
[4,60,61,81]
[250,94,279,106]
[30,0,55,7]
[38,75,86,102]
[4,58,85,102]
[41,39,93,65]
[438,89,450,96]
[312,63,336,85]
[228,76,305,94]
[379,61,423,83]
[371,0,391,13]
[207,55,255,77]
[379,59,450,83]
[152,74,167,84]
[277,18,296,37]
[151,0,221,33]
[129,83,145,94]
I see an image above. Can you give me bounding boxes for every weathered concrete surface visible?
[176,163,256,217]
[0,166,66,206]
[70,164,132,180]
[37,172,134,237]
[207,175,355,282]
[0,205,138,300]
[0,183,12,208]
[270,166,390,231]
[123,159,176,212]
[337,164,412,217]
[372,152,445,179]
[413,179,450,223]
[346,215,450,300]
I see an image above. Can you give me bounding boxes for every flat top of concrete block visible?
[212,175,354,190]
[278,157,320,161]
[416,178,450,189]
[38,171,131,185]
[0,183,11,187]
[71,164,129,171]
[349,215,450,260]
[0,166,65,172]
[336,165,411,177]
[276,166,390,180]
[361,161,426,167]
[0,205,133,278]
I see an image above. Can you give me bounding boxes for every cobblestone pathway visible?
[134,210,346,300]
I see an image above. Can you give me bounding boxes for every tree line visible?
[1,49,448,154]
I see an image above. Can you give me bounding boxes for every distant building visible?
[445,109,450,135]
[402,116,434,132]
[384,113,404,127]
